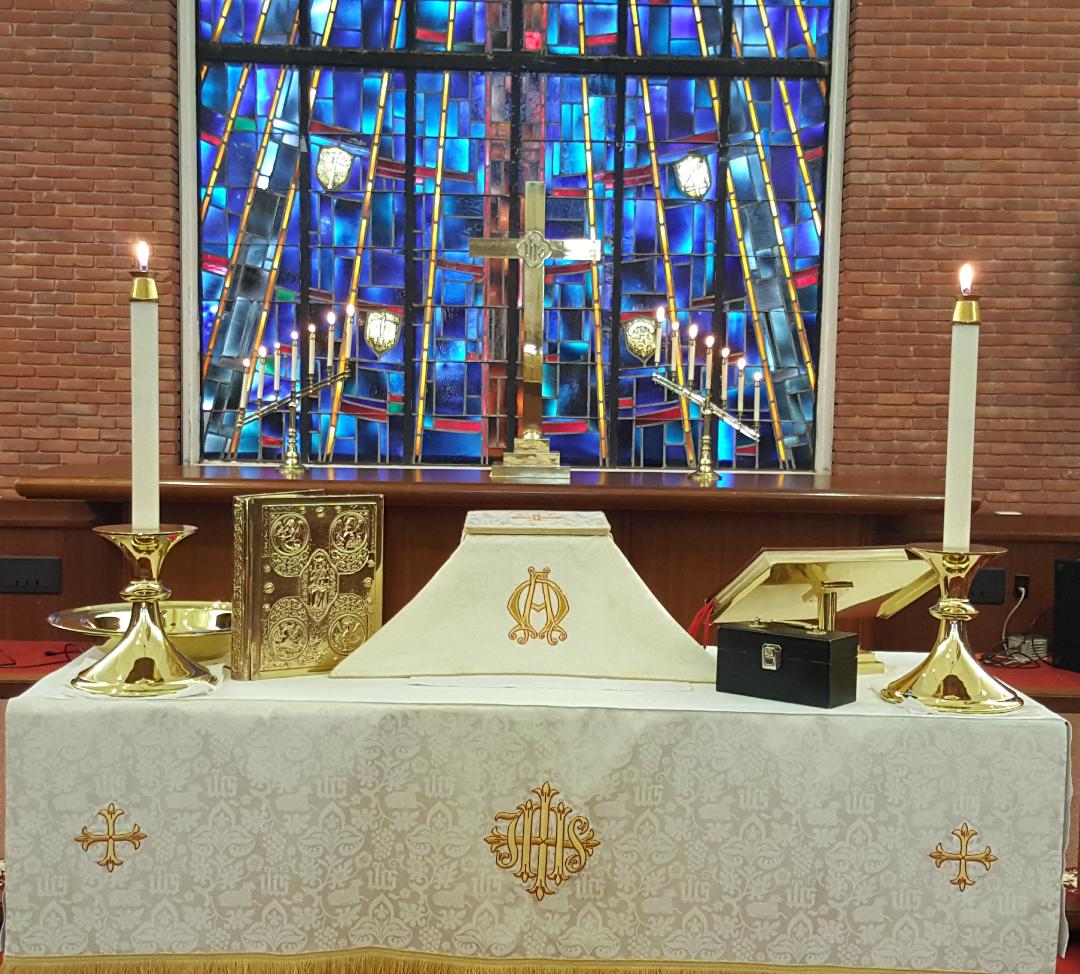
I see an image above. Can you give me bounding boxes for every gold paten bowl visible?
[49,601,232,663]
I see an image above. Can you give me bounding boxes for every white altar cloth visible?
[4,652,1070,974]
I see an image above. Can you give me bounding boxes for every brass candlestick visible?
[690,416,719,485]
[278,396,306,478]
[880,545,1022,714]
[70,525,218,698]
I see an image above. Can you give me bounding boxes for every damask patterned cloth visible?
[4,653,1070,973]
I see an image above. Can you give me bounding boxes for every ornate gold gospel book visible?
[231,492,383,679]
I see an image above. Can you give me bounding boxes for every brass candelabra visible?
[652,368,759,485]
[235,365,353,477]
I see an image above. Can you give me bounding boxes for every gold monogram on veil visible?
[507,567,569,646]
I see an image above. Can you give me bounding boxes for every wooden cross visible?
[469,182,601,437]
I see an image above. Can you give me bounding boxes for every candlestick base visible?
[880,545,1022,714]
[276,398,307,478]
[70,525,218,698]
[689,425,719,486]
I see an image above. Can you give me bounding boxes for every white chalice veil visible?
[332,510,714,682]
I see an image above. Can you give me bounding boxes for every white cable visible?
[1001,586,1027,648]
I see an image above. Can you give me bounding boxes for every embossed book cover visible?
[231,492,383,679]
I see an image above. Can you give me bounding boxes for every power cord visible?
[983,586,1042,669]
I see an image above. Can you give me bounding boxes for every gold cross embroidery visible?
[930,822,997,891]
[74,802,147,872]
[468,182,600,436]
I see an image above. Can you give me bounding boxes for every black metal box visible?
[715,622,858,709]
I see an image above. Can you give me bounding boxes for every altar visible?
[4,651,1069,974]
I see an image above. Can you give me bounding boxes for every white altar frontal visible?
[3,652,1070,974]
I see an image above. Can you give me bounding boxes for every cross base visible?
[490,433,571,484]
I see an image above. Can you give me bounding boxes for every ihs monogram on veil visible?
[507,567,569,646]
[486,781,599,900]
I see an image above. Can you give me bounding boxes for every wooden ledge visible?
[14,462,951,516]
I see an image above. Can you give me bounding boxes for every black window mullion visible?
[403,68,417,464]
[298,63,314,464]
[606,72,626,468]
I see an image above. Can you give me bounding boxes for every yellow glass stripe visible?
[413,4,459,461]
[577,5,608,462]
[628,0,695,464]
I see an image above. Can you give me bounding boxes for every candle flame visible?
[737,357,746,370]
[274,341,281,350]
[688,323,698,340]
[258,345,267,357]
[959,263,974,295]
[291,330,299,341]
[705,334,715,348]
[308,323,316,334]
[346,303,356,317]
[754,371,763,382]
[134,240,150,272]
[327,311,337,326]
[672,321,680,333]
[655,306,666,321]
[721,346,730,358]
[242,357,251,368]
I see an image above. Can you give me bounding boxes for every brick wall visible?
[0,0,180,496]
[834,0,1080,513]
[1,0,1078,512]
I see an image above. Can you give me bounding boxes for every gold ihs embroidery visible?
[74,802,147,872]
[508,567,569,646]
[930,822,997,891]
[485,781,599,900]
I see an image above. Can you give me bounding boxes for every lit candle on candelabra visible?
[671,321,682,378]
[273,342,281,394]
[256,346,267,402]
[687,323,698,384]
[307,323,316,380]
[704,335,715,394]
[753,371,762,426]
[129,240,159,531]
[721,346,730,404]
[326,310,337,376]
[654,306,664,366]
[736,357,746,414]
[942,263,981,552]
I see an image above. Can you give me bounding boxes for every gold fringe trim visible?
[1,946,964,974]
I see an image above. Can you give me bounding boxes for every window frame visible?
[178,0,850,472]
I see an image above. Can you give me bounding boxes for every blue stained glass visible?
[199,0,299,44]
[198,0,831,471]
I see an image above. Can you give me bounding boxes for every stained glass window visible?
[196,0,831,469]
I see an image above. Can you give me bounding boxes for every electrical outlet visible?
[0,556,62,595]
[1014,574,1031,600]
[970,567,1006,605]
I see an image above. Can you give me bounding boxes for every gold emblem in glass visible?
[315,145,354,192]
[485,781,599,901]
[74,803,147,873]
[622,316,659,364]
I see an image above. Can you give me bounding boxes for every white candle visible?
[307,323,316,380]
[671,321,682,378]
[943,263,981,552]
[326,310,337,375]
[721,346,730,404]
[273,342,281,394]
[256,346,267,402]
[736,357,746,414]
[290,330,299,385]
[704,335,715,394]
[687,323,698,383]
[654,307,664,366]
[238,357,253,414]
[753,371,762,426]
[129,240,159,532]
[345,303,356,363]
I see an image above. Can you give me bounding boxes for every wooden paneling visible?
[0,500,123,642]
